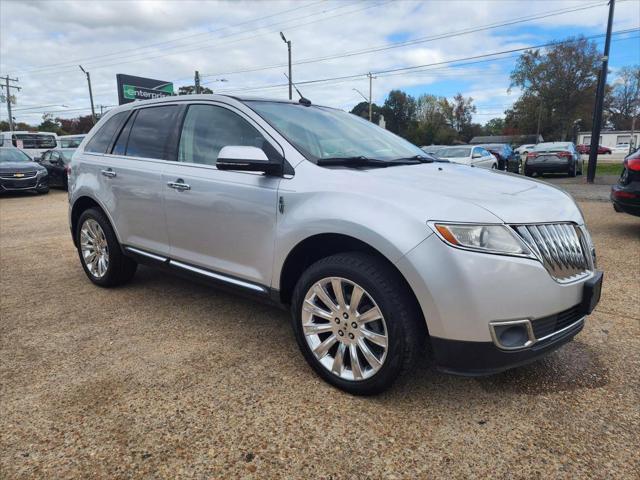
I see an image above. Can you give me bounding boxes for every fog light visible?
[489,319,534,350]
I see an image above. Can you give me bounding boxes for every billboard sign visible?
[116,74,174,105]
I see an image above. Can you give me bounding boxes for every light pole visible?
[79,65,96,124]
[353,88,371,121]
[280,32,292,100]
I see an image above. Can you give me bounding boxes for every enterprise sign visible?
[116,74,174,105]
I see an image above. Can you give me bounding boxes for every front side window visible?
[125,106,178,160]
[178,104,266,166]
[85,111,128,153]
[246,101,425,162]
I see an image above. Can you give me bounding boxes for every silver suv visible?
[69,95,602,395]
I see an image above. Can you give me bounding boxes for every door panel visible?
[163,164,279,285]
[162,103,282,286]
[100,155,170,255]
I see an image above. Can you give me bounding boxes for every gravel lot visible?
[1,190,639,479]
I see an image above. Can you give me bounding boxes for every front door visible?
[162,103,282,288]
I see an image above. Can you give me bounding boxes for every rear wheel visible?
[291,252,424,395]
[76,208,137,287]
[568,161,577,177]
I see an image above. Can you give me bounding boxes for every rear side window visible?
[178,104,265,166]
[84,112,128,153]
[125,106,178,160]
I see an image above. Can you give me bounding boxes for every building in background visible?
[578,130,638,148]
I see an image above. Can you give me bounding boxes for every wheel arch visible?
[278,232,427,334]
[70,195,116,247]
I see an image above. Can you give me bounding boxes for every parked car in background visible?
[437,145,498,169]
[0,131,57,161]
[0,146,49,194]
[41,148,75,189]
[58,134,86,148]
[525,142,582,177]
[478,143,519,173]
[69,95,602,394]
[420,145,447,156]
[611,149,640,217]
[515,144,535,158]
[576,144,612,155]
[613,143,631,154]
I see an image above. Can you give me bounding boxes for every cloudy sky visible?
[1,0,639,125]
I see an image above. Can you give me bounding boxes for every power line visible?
[213,29,640,94]
[14,1,386,77]
[200,0,610,79]
[11,0,328,74]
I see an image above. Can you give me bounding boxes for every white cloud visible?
[1,0,638,125]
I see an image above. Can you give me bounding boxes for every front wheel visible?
[76,208,137,287]
[291,252,424,395]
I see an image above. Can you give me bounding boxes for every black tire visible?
[291,252,425,395]
[568,161,577,177]
[524,168,533,177]
[75,208,137,287]
[37,187,49,194]
[613,202,622,212]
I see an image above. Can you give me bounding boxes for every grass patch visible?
[596,163,624,176]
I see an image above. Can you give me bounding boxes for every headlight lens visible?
[433,223,530,255]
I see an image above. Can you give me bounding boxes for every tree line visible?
[2,36,638,144]
[352,36,639,145]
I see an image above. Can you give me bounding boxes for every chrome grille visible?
[0,171,37,180]
[512,223,592,282]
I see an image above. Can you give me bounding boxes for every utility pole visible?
[79,65,96,124]
[587,0,615,183]
[368,72,376,122]
[194,70,201,94]
[3,76,20,133]
[280,32,292,100]
[535,100,543,143]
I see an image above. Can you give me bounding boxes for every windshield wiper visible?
[316,156,418,168]
[392,154,450,163]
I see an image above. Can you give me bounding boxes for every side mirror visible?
[216,146,282,175]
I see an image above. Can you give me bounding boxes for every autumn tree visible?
[606,65,640,130]
[509,36,600,141]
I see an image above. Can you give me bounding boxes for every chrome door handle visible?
[101,168,116,178]
[167,180,191,191]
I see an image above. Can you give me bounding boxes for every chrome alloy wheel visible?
[80,219,109,278]
[302,277,388,381]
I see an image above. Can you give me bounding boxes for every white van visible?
[0,131,58,161]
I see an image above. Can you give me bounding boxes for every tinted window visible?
[85,112,127,153]
[125,106,178,160]
[178,104,265,166]
[12,134,57,149]
[111,112,135,156]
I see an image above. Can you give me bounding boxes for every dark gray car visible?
[0,147,49,194]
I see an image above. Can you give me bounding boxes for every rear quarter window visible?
[84,111,128,153]
[124,106,179,160]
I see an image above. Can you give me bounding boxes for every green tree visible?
[509,36,600,140]
[178,85,214,95]
[381,90,416,136]
[38,114,63,135]
[350,101,382,123]
[606,65,640,130]
[484,118,505,136]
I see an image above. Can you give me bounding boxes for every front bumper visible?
[396,233,600,374]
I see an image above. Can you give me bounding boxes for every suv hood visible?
[345,162,583,225]
[0,161,44,173]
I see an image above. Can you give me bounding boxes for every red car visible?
[577,144,612,155]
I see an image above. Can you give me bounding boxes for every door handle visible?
[167,179,191,191]
[101,168,116,178]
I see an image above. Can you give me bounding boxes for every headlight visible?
[432,223,530,255]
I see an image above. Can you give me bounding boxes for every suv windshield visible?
[0,148,33,163]
[245,101,426,162]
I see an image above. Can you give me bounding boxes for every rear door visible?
[162,102,282,288]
